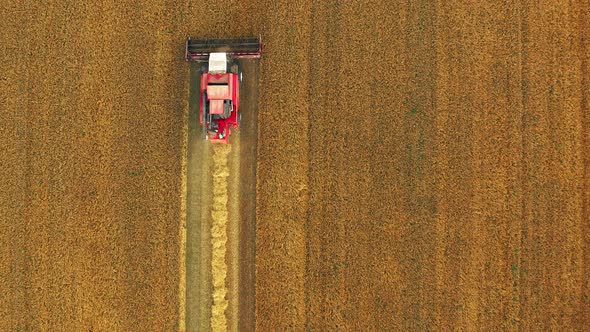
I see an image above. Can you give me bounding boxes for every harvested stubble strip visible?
[211,144,231,331]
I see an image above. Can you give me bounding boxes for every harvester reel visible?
[186,37,261,61]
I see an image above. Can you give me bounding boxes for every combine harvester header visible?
[186,37,262,61]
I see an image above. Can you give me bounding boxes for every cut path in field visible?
[184,59,259,332]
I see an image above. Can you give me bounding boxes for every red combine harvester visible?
[186,37,261,143]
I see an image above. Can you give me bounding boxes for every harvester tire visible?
[202,92,208,139]
[230,63,239,75]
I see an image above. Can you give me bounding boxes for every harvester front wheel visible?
[230,63,239,75]
[202,92,208,140]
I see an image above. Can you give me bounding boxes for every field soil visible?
[1,0,589,331]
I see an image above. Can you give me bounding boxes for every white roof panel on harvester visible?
[208,52,227,74]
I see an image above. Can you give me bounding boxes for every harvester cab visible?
[207,52,228,74]
[186,37,261,144]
